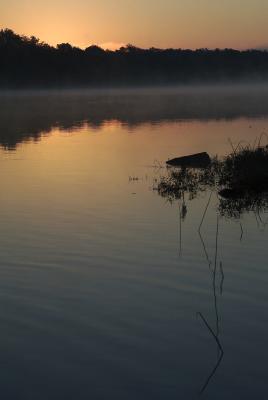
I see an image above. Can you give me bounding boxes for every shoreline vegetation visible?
[2,29,268,88]
[157,139,268,219]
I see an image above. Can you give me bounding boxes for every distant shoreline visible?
[2,29,268,89]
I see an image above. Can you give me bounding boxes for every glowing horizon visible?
[1,0,268,50]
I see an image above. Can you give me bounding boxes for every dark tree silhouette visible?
[1,29,268,88]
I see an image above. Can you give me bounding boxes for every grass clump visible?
[157,141,268,219]
[218,143,268,196]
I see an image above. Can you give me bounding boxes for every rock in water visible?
[166,152,211,168]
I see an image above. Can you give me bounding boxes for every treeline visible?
[1,29,268,88]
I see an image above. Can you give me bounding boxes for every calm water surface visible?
[0,88,268,399]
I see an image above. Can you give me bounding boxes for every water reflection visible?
[2,86,268,149]
[157,159,268,220]
[156,150,268,394]
[1,88,268,399]
[198,216,224,395]
[165,194,225,394]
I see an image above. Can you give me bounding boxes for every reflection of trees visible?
[2,88,268,149]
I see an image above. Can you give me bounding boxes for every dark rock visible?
[166,152,211,168]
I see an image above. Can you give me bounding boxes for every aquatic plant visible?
[218,142,268,195]
[157,157,218,201]
[157,142,268,219]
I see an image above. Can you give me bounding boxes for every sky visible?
[1,0,268,50]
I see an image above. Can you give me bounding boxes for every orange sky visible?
[1,0,268,49]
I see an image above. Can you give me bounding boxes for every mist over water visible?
[1,84,268,150]
[0,86,268,399]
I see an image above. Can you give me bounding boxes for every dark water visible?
[0,87,268,399]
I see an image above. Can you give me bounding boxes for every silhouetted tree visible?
[1,28,268,88]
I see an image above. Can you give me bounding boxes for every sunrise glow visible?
[1,0,268,49]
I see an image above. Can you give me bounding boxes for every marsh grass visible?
[218,142,268,194]
[157,140,268,219]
